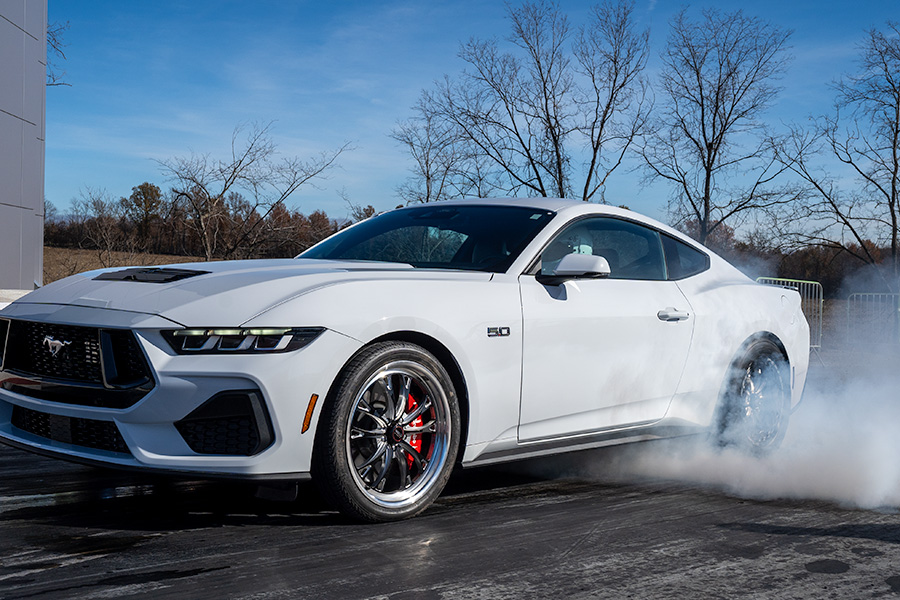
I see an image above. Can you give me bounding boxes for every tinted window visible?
[339,226,468,264]
[662,234,710,279]
[541,217,666,281]
[300,205,555,272]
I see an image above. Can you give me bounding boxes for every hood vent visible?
[93,267,210,283]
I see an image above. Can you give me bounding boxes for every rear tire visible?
[312,341,460,522]
[715,339,790,455]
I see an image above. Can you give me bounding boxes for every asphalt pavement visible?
[1,348,899,599]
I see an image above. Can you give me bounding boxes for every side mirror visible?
[535,253,611,286]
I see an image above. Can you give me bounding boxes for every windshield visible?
[299,204,555,272]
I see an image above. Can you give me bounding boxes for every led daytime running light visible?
[163,327,323,354]
[172,328,292,337]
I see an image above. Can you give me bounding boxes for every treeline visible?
[44,183,348,261]
[702,222,892,298]
[44,186,885,297]
[43,123,367,263]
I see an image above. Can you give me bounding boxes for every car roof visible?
[425,197,592,212]
[412,197,673,235]
[403,196,648,219]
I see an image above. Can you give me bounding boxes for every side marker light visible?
[302,394,320,434]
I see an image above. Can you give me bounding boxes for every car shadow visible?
[0,455,568,531]
[719,521,900,546]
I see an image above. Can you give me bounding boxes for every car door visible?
[517,217,694,442]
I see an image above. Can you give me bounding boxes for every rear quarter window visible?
[662,234,710,280]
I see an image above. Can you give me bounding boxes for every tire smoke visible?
[587,347,900,510]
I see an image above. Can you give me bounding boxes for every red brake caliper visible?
[406,391,423,469]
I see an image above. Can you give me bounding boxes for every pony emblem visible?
[42,336,72,358]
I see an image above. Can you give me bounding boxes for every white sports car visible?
[0,198,809,521]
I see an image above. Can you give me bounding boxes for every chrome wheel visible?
[313,342,460,522]
[717,340,790,454]
[734,355,788,449]
[346,362,452,508]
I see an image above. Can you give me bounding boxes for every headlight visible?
[162,327,324,354]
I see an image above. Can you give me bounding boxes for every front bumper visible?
[0,320,362,479]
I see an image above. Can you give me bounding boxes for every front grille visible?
[176,391,273,456]
[1,320,155,408]
[101,330,151,386]
[5,321,102,383]
[11,405,130,454]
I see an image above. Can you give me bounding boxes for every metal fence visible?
[756,277,824,348]
[846,293,900,345]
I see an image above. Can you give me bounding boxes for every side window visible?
[662,234,710,280]
[540,217,666,281]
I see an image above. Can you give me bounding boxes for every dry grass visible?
[43,247,209,285]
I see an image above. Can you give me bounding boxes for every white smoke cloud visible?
[573,348,900,510]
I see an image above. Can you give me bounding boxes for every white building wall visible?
[0,0,46,291]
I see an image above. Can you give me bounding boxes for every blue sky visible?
[46,0,899,223]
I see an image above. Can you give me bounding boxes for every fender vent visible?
[93,267,209,283]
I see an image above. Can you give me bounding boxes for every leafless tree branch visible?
[394,1,649,204]
[641,8,792,244]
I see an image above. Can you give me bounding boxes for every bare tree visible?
[349,203,376,222]
[392,97,469,203]
[574,1,650,202]
[641,9,793,244]
[70,188,137,266]
[46,20,70,87]
[395,0,649,203]
[43,199,59,224]
[773,22,900,286]
[158,123,349,261]
[337,188,377,223]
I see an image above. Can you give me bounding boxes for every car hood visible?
[5,259,489,326]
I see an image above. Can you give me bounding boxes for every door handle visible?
[657,307,690,322]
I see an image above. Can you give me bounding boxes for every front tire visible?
[715,339,791,455]
[313,341,460,522]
